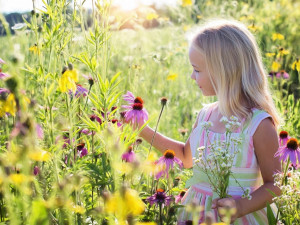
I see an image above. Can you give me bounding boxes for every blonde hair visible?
[191,19,280,128]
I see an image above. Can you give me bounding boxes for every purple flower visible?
[275,138,300,165]
[121,146,135,162]
[0,88,9,94]
[146,189,173,206]
[77,143,88,157]
[90,114,102,124]
[175,190,186,204]
[155,149,183,179]
[81,128,94,136]
[123,91,136,104]
[74,84,88,97]
[33,166,40,175]
[0,72,10,80]
[122,92,148,125]
[0,58,5,64]
[111,119,122,127]
[276,70,289,79]
[279,131,290,147]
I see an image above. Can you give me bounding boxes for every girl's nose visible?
[191,72,195,80]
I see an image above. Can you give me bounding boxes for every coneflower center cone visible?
[287,138,298,150]
[279,131,288,139]
[134,97,144,104]
[133,103,143,110]
[164,150,175,159]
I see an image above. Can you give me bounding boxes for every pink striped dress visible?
[177,103,276,225]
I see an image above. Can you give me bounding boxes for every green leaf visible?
[266,202,277,225]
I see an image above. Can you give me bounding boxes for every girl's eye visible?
[194,69,200,73]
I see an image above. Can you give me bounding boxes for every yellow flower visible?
[272,33,284,41]
[271,61,281,71]
[277,48,289,57]
[67,202,85,214]
[167,73,178,81]
[136,223,157,225]
[182,0,192,7]
[29,44,40,55]
[105,188,145,221]
[10,174,30,185]
[266,53,275,57]
[3,93,16,116]
[29,150,51,161]
[58,70,77,93]
[183,25,191,31]
[146,13,159,20]
[247,24,261,32]
[197,15,202,19]
[63,69,78,82]
[291,59,300,72]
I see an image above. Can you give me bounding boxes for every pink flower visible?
[90,114,102,124]
[276,70,289,79]
[0,72,10,80]
[36,124,44,139]
[0,58,5,64]
[278,131,290,147]
[122,92,148,125]
[275,138,300,165]
[123,91,136,104]
[155,149,183,179]
[175,190,187,203]
[121,146,136,162]
[77,143,88,157]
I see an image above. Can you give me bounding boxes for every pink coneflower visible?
[122,94,148,125]
[175,190,187,203]
[82,74,94,86]
[155,150,183,179]
[90,114,102,124]
[0,72,10,80]
[276,70,289,79]
[146,189,173,206]
[77,143,88,157]
[279,131,290,147]
[123,91,136,104]
[111,119,122,127]
[275,138,300,165]
[121,146,136,162]
[81,128,93,136]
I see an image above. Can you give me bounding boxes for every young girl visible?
[138,19,281,224]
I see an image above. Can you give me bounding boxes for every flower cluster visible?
[194,116,250,199]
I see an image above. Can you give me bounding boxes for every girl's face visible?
[189,45,216,96]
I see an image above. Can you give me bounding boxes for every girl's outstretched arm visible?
[139,126,193,168]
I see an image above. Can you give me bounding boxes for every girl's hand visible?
[211,197,241,223]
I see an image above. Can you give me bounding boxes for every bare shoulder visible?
[253,117,281,182]
[253,117,278,144]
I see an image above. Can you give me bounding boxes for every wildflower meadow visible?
[0,0,299,224]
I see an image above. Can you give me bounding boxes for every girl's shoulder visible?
[243,107,274,136]
[194,101,218,125]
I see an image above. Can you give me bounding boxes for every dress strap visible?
[243,108,273,136]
